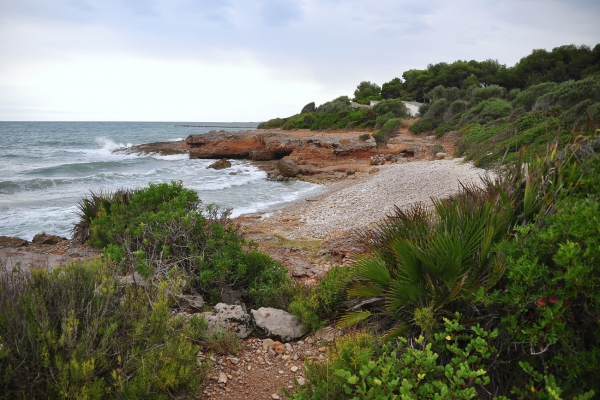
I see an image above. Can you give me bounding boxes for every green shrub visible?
[358,133,371,141]
[470,84,507,105]
[534,75,600,112]
[372,117,402,144]
[288,267,355,332]
[282,113,316,130]
[257,117,287,129]
[316,96,352,114]
[79,182,294,307]
[292,316,501,399]
[0,261,208,399]
[487,194,600,395]
[371,98,410,119]
[301,102,316,114]
[374,111,394,128]
[512,82,557,111]
[448,100,468,116]
[470,98,512,120]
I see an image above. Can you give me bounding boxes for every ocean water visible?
[0,122,318,241]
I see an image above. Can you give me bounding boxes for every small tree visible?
[353,81,382,103]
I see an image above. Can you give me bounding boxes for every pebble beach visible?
[253,158,490,240]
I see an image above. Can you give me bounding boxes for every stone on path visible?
[203,303,253,338]
[251,307,303,342]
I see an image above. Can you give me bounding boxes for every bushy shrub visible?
[470,84,507,105]
[372,118,401,144]
[316,96,352,114]
[292,317,502,399]
[0,261,209,398]
[448,100,468,116]
[78,182,294,307]
[257,117,287,129]
[428,85,460,102]
[512,82,557,111]
[358,133,371,141]
[288,267,355,332]
[470,98,512,120]
[533,75,600,112]
[371,98,410,119]
[282,113,316,130]
[426,98,448,118]
[486,160,600,395]
[374,111,394,128]
[300,102,316,114]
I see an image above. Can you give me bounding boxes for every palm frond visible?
[337,310,371,329]
[347,282,383,298]
[354,255,391,288]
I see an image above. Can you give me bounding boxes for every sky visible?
[0,0,598,122]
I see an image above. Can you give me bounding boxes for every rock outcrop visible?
[207,158,232,170]
[251,307,304,342]
[32,233,63,245]
[0,236,28,248]
[185,130,386,162]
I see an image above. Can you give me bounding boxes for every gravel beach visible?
[252,158,490,240]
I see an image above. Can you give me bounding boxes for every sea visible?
[0,122,319,241]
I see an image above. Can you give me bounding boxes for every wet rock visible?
[277,158,300,178]
[0,236,28,248]
[251,307,303,342]
[32,233,63,245]
[207,158,232,170]
[203,303,253,338]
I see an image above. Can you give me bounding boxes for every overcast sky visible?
[0,0,598,121]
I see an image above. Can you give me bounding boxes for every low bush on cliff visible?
[0,260,209,398]
[74,182,293,308]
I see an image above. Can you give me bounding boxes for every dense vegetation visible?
[0,182,296,398]
[0,260,210,398]
[291,133,600,398]
[413,75,600,167]
[258,44,599,147]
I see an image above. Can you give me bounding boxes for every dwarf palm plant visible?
[340,141,578,337]
[341,185,512,336]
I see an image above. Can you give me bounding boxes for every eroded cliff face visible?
[185,129,415,161]
[121,128,455,183]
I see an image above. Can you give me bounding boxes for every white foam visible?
[167,137,185,142]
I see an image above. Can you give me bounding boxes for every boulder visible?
[203,303,253,339]
[251,307,303,342]
[277,159,300,177]
[32,233,63,245]
[0,236,28,248]
[435,152,447,159]
[207,158,232,170]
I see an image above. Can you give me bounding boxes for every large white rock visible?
[202,303,253,339]
[251,307,303,342]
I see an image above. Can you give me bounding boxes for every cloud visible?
[260,0,303,27]
[0,0,598,120]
